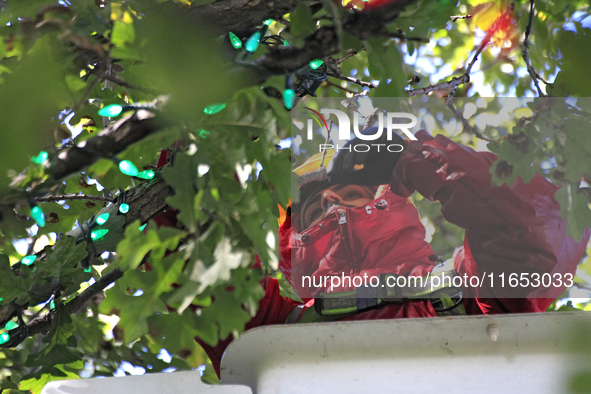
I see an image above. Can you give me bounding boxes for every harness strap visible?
[291,260,467,323]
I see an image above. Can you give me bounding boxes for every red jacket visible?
[199,130,590,377]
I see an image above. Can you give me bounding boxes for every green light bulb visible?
[31,206,45,227]
[96,213,110,225]
[198,129,210,139]
[21,255,37,266]
[4,321,18,330]
[284,40,289,46]
[31,151,49,164]
[203,103,226,115]
[50,301,56,310]
[283,89,295,110]
[263,19,273,25]
[90,229,109,241]
[228,32,242,49]
[84,267,91,273]
[119,160,139,177]
[119,203,129,214]
[139,224,147,231]
[0,333,9,345]
[136,170,155,180]
[309,59,324,69]
[245,31,261,52]
[98,104,123,117]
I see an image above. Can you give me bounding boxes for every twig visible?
[335,48,364,66]
[325,79,359,94]
[26,269,123,337]
[534,70,552,85]
[446,100,492,142]
[574,282,591,292]
[326,71,378,89]
[522,0,545,96]
[465,3,514,75]
[407,3,514,97]
[450,14,472,22]
[376,31,429,42]
[407,74,469,96]
[35,194,115,204]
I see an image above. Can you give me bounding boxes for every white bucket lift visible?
[42,311,591,394]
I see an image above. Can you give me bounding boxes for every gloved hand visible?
[327,126,406,186]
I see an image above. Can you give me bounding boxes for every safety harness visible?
[286,259,467,324]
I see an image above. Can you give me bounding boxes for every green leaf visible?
[290,2,316,46]
[19,361,82,394]
[111,21,135,47]
[25,305,79,375]
[365,38,406,96]
[162,153,198,232]
[0,254,37,305]
[148,312,211,356]
[109,221,184,272]
[552,26,591,96]
[0,36,70,191]
[190,238,248,293]
[562,119,591,182]
[100,252,184,343]
[555,184,591,242]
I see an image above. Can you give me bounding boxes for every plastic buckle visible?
[379,273,404,302]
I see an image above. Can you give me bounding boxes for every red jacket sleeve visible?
[391,130,590,313]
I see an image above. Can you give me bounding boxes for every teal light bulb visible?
[263,19,273,25]
[4,321,18,330]
[21,255,37,266]
[245,31,262,52]
[90,229,109,241]
[119,203,129,214]
[31,206,45,227]
[309,59,324,69]
[203,103,226,115]
[198,129,210,139]
[139,224,147,231]
[228,32,242,49]
[119,160,139,177]
[31,151,49,164]
[96,213,110,225]
[0,333,9,345]
[283,89,295,110]
[84,267,91,273]
[136,170,155,180]
[98,104,123,117]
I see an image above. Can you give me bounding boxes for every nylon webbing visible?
[308,260,467,319]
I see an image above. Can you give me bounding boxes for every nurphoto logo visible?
[304,107,417,153]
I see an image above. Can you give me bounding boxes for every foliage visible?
[0,0,589,392]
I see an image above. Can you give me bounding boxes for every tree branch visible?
[446,100,493,142]
[407,3,514,97]
[251,0,418,75]
[35,195,115,204]
[522,0,545,96]
[407,74,469,97]
[47,110,162,183]
[325,79,359,94]
[326,71,378,89]
[450,14,472,22]
[27,268,124,337]
[0,177,173,331]
[189,0,321,35]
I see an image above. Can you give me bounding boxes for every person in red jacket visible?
[197,128,590,377]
